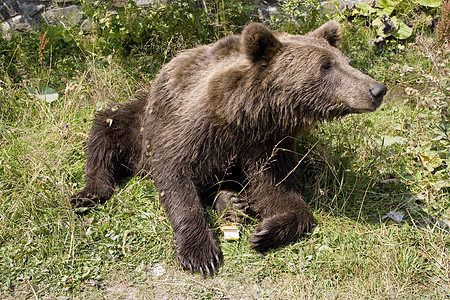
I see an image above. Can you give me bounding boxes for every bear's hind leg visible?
[71,99,145,207]
[71,136,123,207]
[214,190,248,223]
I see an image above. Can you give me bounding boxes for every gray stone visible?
[42,5,82,26]
[1,21,12,40]
[23,3,45,18]
[135,0,165,6]
[111,0,167,7]
[80,17,96,32]
[112,0,127,7]
[0,0,22,21]
[254,0,372,21]
[23,0,52,3]
[0,0,373,36]
[257,1,280,21]
[135,0,153,6]
[8,15,33,32]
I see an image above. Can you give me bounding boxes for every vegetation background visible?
[0,0,448,298]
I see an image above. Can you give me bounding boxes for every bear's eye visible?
[320,61,333,72]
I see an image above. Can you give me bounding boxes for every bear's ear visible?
[307,20,342,47]
[241,23,282,64]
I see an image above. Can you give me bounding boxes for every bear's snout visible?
[369,83,387,107]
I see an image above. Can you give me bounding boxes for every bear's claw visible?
[70,189,110,208]
[249,229,274,252]
[249,213,312,252]
[70,195,99,208]
[180,254,221,277]
[252,229,269,237]
[176,233,223,277]
[199,262,216,277]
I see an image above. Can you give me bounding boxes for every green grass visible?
[0,15,449,299]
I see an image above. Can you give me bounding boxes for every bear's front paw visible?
[249,212,312,252]
[175,230,223,277]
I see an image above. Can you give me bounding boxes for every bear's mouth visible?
[365,101,381,112]
[352,108,376,114]
[351,101,381,113]
[353,91,385,113]
[358,107,377,113]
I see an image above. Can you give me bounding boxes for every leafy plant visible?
[352,0,442,41]
[271,0,341,34]
[79,0,255,58]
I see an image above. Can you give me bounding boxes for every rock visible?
[54,0,78,3]
[112,0,127,7]
[1,21,12,40]
[135,0,153,6]
[0,0,374,36]
[112,0,167,7]
[8,15,33,32]
[42,5,82,26]
[338,0,370,10]
[0,0,22,21]
[80,18,96,33]
[382,211,404,223]
[257,0,281,21]
[23,3,45,19]
[135,0,166,6]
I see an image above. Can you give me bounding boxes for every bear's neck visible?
[206,66,325,141]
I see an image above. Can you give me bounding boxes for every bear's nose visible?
[370,83,387,106]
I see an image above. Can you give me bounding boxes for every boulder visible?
[42,5,82,26]
[8,15,33,32]
[0,0,21,21]
[1,21,12,40]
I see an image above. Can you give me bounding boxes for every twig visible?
[26,280,38,300]
[276,139,319,186]
[356,177,373,226]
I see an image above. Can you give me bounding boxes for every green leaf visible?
[62,31,72,43]
[414,0,442,7]
[381,135,408,146]
[373,17,383,28]
[417,152,443,173]
[27,84,59,103]
[391,16,400,28]
[376,26,388,37]
[393,20,413,39]
[378,0,399,15]
[354,2,377,16]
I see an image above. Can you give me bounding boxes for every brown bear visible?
[71,21,386,276]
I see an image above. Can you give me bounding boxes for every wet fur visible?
[72,21,386,276]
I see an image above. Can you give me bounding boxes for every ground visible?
[0,15,448,300]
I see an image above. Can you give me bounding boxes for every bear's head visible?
[241,21,386,127]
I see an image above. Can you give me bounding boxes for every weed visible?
[436,0,450,43]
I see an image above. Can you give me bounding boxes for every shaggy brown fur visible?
[72,21,386,276]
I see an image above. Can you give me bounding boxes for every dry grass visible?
[0,22,449,299]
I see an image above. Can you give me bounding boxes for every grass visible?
[0,12,449,299]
